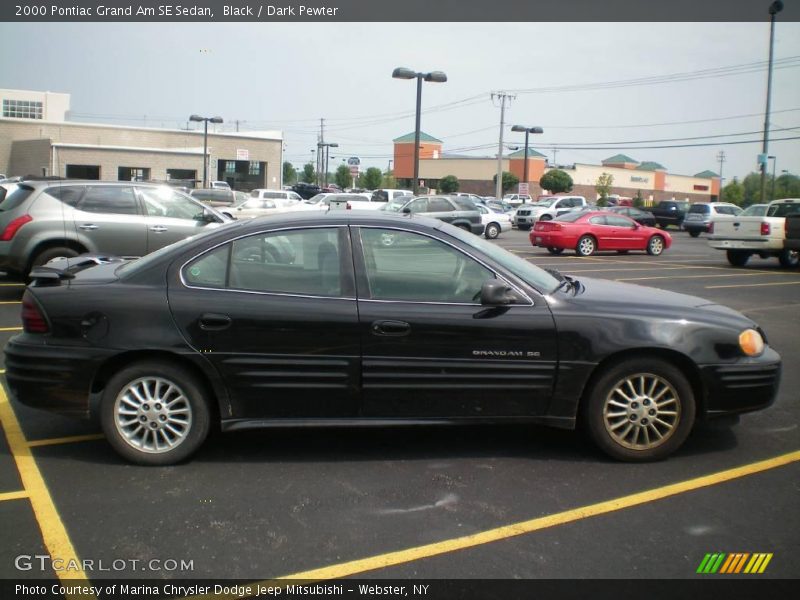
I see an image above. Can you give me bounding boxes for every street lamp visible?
[317,142,338,186]
[510,125,544,185]
[392,67,447,194]
[189,114,223,188]
[760,0,783,203]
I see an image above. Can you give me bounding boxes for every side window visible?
[183,244,230,288]
[606,215,635,227]
[228,228,341,297]
[408,198,429,213]
[45,185,85,207]
[428,198,453,212]
[589,216,607,225]
[359,228,493,303]
[76,186,138,215]
[139,187,205,220]
[289,192,303,201]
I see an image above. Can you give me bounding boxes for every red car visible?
[530,211,672,256]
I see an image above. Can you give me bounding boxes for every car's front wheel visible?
[484,223,501,239]
[101,361,211,465]
[688,230,700,238]
[584,358,695,461]
[647,235,666,256]
[726,250,751,267]
[778,249,799,268]
[576,235,596,256]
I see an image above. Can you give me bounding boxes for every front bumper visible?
[700,349,781,417]
[4,336,113,418]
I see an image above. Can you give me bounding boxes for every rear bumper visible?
[708,238,779,252]
[700,350,781,417]
[4,336,113,418]
[683,221,710,232]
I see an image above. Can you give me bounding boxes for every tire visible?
[646,235,665,256]
[584,358,696,461]
[539,214,552,221]
[726,250,751,267]
[101,361,211,465]
[456,223,471,233]
[576,235,596,257]
[30,246,79,270]
[688,230,700,238]
[484,223,501,239]
[546,247,564,255]
[778,249,799,268]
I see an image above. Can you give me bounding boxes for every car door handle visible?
[371,320,411,337]
[199,313,232,331]
[149,225,168,233]
[78,224,98,230]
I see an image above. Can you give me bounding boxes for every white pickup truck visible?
[708,198,800,267]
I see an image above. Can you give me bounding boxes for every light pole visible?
[317,142,338,187]
[189,114,223,188]
[510,125,544,185]
[392,67,447,195]
[768,156,777,200]
[760,0,783,204]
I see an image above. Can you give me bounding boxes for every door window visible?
[76,186,138,215]
[605,215,635,227]
[359,228,493,303]
[428,198,454,212]
[139,187,206,220]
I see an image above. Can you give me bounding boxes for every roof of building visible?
[694,170,719,178]
[393,131,443,144]
[602,154,639,165]
[636,161,666,171]
[508,147,547,159]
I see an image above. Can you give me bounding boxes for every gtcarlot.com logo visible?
[697,552,773,574]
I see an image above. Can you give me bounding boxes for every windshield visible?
[534,199,555,207]
[442,223,560,293]
[740,204,768,217]
[383,199,408,212]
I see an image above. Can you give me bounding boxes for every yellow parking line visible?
[0,327,23,332]
[0,301,22,304]
[0,385,92,594]
[28,433,106,448]
[706,281,800,289]
[0,369,5,375]
[0,489,29,502]
[194,450,800,597]
[0,283,25,287]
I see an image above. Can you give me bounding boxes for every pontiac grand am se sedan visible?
[5,212,780,465]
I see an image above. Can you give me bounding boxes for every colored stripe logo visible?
[697,553,773,574]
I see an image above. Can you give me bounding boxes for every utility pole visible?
[492,92,515,201]
[552,148,558,167]
[317,118,325,186]
[717,150,726,202]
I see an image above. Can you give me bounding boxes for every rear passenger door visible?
[72,185,147,257]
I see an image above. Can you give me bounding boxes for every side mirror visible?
[198,208,220,224]
[480,279,517,306]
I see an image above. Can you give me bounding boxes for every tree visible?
[439,175,459,194]
[722,177,744,206]
[540,169,573,194]
[741,172,761,205]
[633,190,645,208]
[595,172,614,206]
[361,167,383,190]
[301,163,315,184]
[334,164,352,190]
[773,172,800,200]
[493,171,519,194]
[282,161,297,185]
[382,173,397,189]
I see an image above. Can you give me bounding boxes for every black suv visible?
[292,182,323,200]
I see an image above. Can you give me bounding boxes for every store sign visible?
[349,166,359,176]
[518,183,530,195]
[236,148,249,161]
[347,156,360,166]
[631,176,649,183]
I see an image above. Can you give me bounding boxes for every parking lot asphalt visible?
[0,228,798,587]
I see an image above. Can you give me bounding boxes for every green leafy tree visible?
[595,172,614,206]
[282,161,297,185]
[539,169,574,194]
[722,178,744,205]
[301,163,315,184]
[439,175,460,194]
[493,171,519,194]
[382,173,397,189]
[362,167,383,190]
[741,172,761,205]
[772,172,800,201]
[334,164,352,190]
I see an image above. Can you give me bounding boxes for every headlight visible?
[739,328,765,357]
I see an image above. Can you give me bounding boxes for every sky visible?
[0,21,798,183]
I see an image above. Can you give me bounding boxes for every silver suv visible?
[0,180,229,279]
[683,202,742,237]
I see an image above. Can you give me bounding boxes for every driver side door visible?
[137,186,221,252]
[352,226,559,418]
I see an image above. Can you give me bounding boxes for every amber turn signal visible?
[739,329,765,357]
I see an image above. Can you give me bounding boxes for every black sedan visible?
[607,206,657,227]
[5,212,781,465]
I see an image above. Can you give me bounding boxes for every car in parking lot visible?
[190,188,248,207]
[476,203,512,239]
[384,195,484,235]
[5,211,780,465]
[0,180,229,279]
[531,211,671,256]
[682,202,742,237]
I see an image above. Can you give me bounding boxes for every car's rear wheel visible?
[30,246,79,270]
[101,361,211,465]
[726,250,751,267]
[484,223,501,239]
[688,230,700,238]
[584,358,695,461]
[546,247,564,255]
[576,235,596,256]
[778,249,799,268]
[647,235,665,256]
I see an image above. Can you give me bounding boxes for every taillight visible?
[708,222,714,234]
[21,291,49,334]
[0,214,33,241]
[761,222,771,236]
[346,202,352,210]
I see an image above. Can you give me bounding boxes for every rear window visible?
[45,185,85,207]
[451,198,476,211]
[555,212,585,222]
[0,184,35,212]
[372,190,389,202]
[688,204,709,214]
[767,202,800,218]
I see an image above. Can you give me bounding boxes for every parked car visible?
[682,202,742,237]
[514,196,587,230]
[190,188,247,208]
[371,189,413,204]
[250,189,305,203]
[386,195,484,235]
[784,213,800,253]
[531,211,671,256]
[305,193,378,211]
[5,211,780,465]
[222,196,309,219]
[739,204,769,217]
[649,200,690,229]
[449,192,487,205]
[502,193,532,207]
[291,182,323,200]
[607,206,657,227]
[475,204,512,239]
[210,181,231,190]
[0,181,230,279]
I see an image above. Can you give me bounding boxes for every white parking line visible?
[706,281,800,289]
